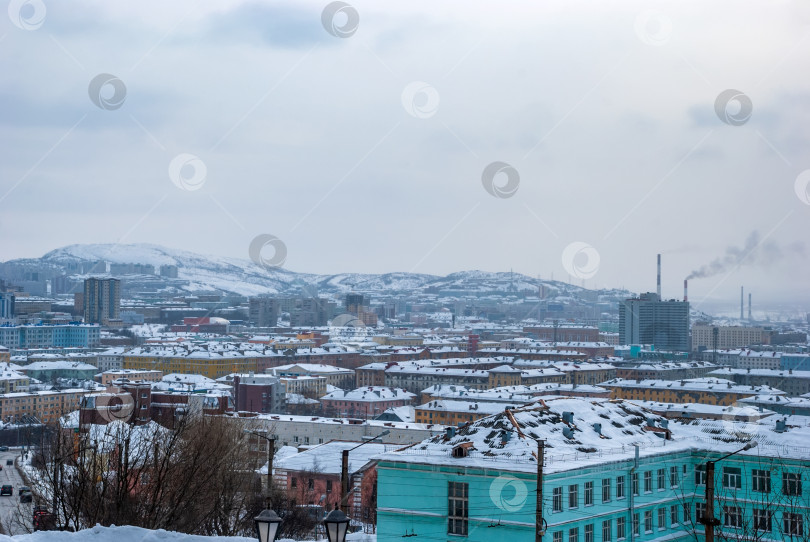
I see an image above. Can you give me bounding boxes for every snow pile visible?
[0,524,377,542]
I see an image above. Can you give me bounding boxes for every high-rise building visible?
[83,278,120,325]
[248,297,279,327]
[618,292,689,351]
[346,293,365,315]
[0,291,14,319]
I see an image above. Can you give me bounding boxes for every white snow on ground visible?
[0,524,377,542]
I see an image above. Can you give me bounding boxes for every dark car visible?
[19,491,32,503]
[0,446,8,452]
[6,459,12,465]
[18,486,30,495]
[33,510,56,531]
[0,485,12,496]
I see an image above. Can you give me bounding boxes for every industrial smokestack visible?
[748,293,752,321]
[657,254,662,299]
[683,279,688,303]
[740,286,744,320]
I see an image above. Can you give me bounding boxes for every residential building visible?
[233,373,283,414]
[97,369,163,387]
[248,297,279,327]
[271,363,355,389]
[0,368,29,394]
[601,377,785,406]
[708,368,810,397]
[83,278,121,325]
[619,293,690,352]
[0,292,14,320]
[691,325,767,351]
[321,387,415,418]
[615,361,718,381]
[19,361,98,382]
[0,323,100,348]
[414,399,512,425]
[0,387,102,424]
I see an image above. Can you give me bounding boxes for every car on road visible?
[6,459,12,465]
[0,446,8,451]
[18,486,30,495]
[19,491,32,503]
[0,485,13,496]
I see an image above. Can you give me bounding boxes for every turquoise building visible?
[376,397,810,542]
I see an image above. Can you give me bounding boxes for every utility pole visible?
[266,437,276,507]
[341,449,350,513]
[704,461,717,542]
[536,439,545,542]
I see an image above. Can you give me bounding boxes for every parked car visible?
[18,486,30,495]
[19,491,32,503]
[0,485,13,496]
[0,446,8,451]
[33,510,56,531]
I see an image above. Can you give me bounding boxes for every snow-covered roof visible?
[378,397,810,474]
[321,387,415,402]
[275,440,393,475]
[600,377,786,395]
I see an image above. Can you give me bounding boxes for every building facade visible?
[619,293,689,352]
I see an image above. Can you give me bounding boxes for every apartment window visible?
[584,524,594,542]
[722,466,742,489]
[291,478,297,488]
[448,482,468,536]
[670,505,679,525]
[553,487,563,512]
[753,509,771,532]
[723,506,743,529]
[616,476,625,499]
[569,485,579,509]
[602,478,611,503]
[632,514,639,536]
[584,481,593,506]
[670,466,679,488]
[695,464,707,485]
[644,471,652,493]
[631,473,639,496]
[783,472,802,496]
[752,469,771,493]
[569,527,579,542]
[602,520,612,542]
[553,532,563,542]
[683,503,691,523]
[784,512,803,537]
[695,503,706,523]
[307,478,314,490]
[326,480,332,493]
[658,508,666,530]
[644,511,653,533]
[617,517,626,540]
[657,468,665,490]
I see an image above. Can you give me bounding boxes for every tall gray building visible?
[619,292,689,351]
[248,297,279,327]
[83,278,121,325]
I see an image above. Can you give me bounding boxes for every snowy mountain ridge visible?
[2,243,627,299]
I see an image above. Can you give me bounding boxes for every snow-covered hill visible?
[1,243,629,299]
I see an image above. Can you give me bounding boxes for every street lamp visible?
[702,441,758,542]
[340,430,390,512]
[323,509,350,542]
[254,509,282,542]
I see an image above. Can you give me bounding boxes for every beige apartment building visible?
[691,325,766,351]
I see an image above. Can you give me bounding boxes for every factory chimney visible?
[740,286,744,320]
[683,279,688,303]
[748,293,752,321]
[657,254,662,299]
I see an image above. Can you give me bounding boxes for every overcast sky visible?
[1,0,809,311]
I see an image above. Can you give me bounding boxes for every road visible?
[0,449,34,535]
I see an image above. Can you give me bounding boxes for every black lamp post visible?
[324,509,350,542]
[702,441,758,542]
[254,509,282,542]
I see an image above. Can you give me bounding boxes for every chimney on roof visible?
[657,254,662,298]
[683,279,688,303]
